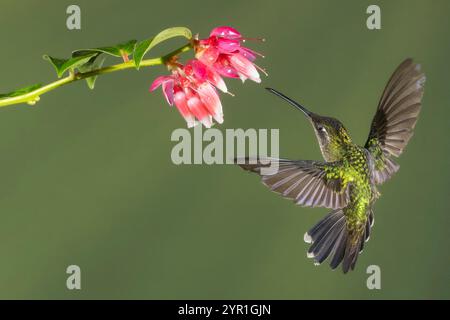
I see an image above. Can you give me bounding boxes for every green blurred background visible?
[0,0,448,299]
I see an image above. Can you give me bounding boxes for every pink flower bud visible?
[210,26,241,39]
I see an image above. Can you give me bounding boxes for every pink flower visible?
[184,59,227,93]
[195,26,265,83]
[150,62,223,128]
[150,26,266,128]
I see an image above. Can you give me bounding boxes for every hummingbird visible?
[236,59,425,273]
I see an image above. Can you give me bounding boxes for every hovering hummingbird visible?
[236,59,425,273]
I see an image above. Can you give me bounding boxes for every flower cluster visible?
[150,26,265,128]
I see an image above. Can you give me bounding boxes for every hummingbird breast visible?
[341,144,374,224]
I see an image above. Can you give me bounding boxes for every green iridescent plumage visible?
[236,59,425,273]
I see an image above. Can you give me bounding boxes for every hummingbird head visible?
[266,88,352,162]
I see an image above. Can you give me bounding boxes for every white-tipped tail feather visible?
[304,232,312,244]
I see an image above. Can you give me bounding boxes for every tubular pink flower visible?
[213,55,239,78]
[150,62,225,128]
[196,46,220,66]
[149,75,171,91]
[229,53,261,83]
[196,82,223,124]
[239,47,258,61]
[195,26,265,84]
[162,80,175,105]
[185,89,213,128]
[216,38,240,53]
[186,59,227,93]
[173,88,196,128]
[206,68,227,93]
[150,75,175,105]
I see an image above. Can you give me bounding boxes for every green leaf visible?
[0,84,42,99]
[134,27,192,69]
[72,39,137,58]
[78,56,106,90]
[43,52,98,78]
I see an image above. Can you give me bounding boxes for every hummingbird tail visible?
[304,209,374,273]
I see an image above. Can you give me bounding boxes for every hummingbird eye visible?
[317,125,326,133]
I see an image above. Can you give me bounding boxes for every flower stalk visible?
[0,43,193,108]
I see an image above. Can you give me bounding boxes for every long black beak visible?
[266,88,312,119]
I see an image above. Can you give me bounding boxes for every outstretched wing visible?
[235,157,349,209]
[365,58,425,184]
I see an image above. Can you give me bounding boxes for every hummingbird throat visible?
[314,122,352,162]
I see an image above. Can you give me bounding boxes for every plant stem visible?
[0,43,192,108]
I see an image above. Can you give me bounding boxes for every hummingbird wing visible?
[365,58,425,184]
[235,157,349,209]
